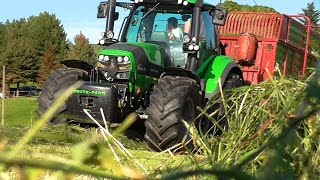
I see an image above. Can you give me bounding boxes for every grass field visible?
[0,76,319,179]
[0,97,181,176]
[0,98,38,126]
[0,97,147,151]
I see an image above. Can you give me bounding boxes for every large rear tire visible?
[38,68,89,124]
[144,76,201,152]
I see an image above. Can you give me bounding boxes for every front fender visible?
[197,55,242,98]
[61,59,95,74]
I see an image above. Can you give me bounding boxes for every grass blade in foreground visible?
[2,82,83,164]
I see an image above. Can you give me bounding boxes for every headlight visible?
[117,56,130,64]
[188,44,194,51]
[99,39,105,45]
[98,55,109,62]
[98,55,130,65]
[183,35,190,44]
[116,72,129,79]
[103,55,109,61]
[194,45,200,51]
[117,56,123,63]
[123,56,130,63]
[98,55,104,61]
[106,31,114,39]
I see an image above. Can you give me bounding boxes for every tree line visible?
[221,1,320,27]
[220,1,277,13]
[0,12,96,89]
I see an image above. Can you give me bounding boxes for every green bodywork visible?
[99,41,236,96]
[130,42,165,66]
[98,42,163,93]
[185,0,197,4]
[185,0,213,7]
[197,55,235,94]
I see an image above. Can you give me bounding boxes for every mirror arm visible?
[106,0,117,34]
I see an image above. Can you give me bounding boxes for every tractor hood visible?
[99,42,166,67]
[97,42,171,92]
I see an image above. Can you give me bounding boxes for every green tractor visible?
[38,0,243,152]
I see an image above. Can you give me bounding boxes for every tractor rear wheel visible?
[38,68,89,124]
[144,76,201,152]
[200,73,243,135]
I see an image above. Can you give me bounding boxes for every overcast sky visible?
[0,0,318,43]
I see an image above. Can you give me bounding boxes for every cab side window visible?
[126,6,144,42]
[201,11,216,50]
[199,11,217,61]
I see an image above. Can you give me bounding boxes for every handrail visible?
[288,15,311,75]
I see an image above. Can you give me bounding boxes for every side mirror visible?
[97,3,108,18]
[182,15,192,22]
[211,7,228,26]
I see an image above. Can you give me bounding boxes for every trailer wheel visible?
[200,73,243,135]
[144,76,201,152]
[38,68,89,124]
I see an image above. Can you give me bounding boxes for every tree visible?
[0,23,5,77]
[26,12,68,78]
[220,1,277,13]
[67,32,97,65]
[2,38,37,87]
[0,12,67,88]
[0,19,37,89]
[0,23,5,52]
[220,1,242,12]
[37,44,61,86]
[0,19,26,64]
[301,2,320,26]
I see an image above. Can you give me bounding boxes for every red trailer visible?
[219,12,320,84]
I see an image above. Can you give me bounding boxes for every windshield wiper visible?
[141,2,160,20]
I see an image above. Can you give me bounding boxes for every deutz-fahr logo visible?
[73,89,107,96]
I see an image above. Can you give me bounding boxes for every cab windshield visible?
[125,5,192,67]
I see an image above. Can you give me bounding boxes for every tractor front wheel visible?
[144,76,201,152]
[38,68,89,124]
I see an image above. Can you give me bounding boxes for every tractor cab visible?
[97,0,228,69]
[125,5,191,67]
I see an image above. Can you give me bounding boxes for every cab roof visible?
[130,0,214,8]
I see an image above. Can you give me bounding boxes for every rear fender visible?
[197,55,242,99]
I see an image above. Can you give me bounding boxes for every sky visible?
[0,0,318,43]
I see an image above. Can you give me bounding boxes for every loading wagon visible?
[219,12,320,84]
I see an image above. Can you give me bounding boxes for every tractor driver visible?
[167,17,184,43]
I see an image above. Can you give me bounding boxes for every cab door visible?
[198,11,219,64]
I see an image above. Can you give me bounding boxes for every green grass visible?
[0,98,38,126]
[0,97,192,178]
[0,125,189,175]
